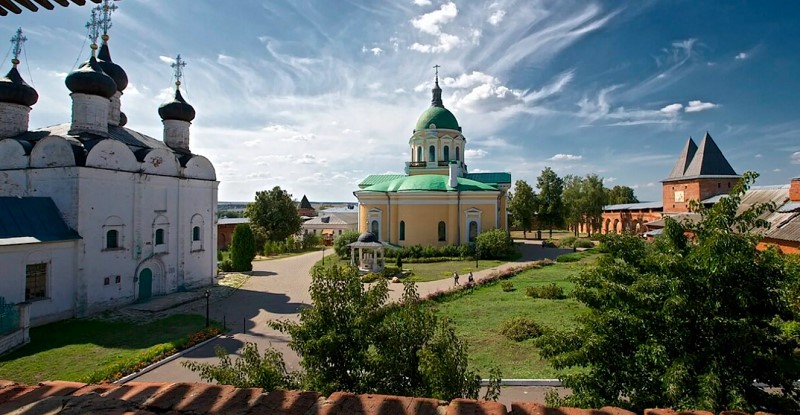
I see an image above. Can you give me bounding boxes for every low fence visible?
[0,297,30,355]
[0,297,20,336]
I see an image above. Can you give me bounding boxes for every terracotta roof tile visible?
[249,389,323,415]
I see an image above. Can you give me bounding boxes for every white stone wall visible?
[0,103,30,137]
[69,93,109,136]
[163,119,190,151]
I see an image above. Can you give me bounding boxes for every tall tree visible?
[536,167,564,238]
[509,180,537,238]
[230,223,256,272]
[245,186,303,242]
[606,185,639,205]
[581,174,606,236]
[561,175,584,236]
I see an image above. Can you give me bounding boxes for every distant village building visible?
[302,205,359,243]
[354,69,511,246]
[0,15,217,325]
[297,195,316,218]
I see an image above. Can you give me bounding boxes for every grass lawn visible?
[432,255,597,379]
[0,314,216,384]
[314,254,506,282]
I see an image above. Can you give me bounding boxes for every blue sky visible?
[2,0,799,203]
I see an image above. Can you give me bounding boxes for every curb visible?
[115,333,224,384]
[479,379,562,387]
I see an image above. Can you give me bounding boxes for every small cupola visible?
[66,7,116,136]
[158,54,195,152]
[0,28,38,137]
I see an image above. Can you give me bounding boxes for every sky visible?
[1,0,799,203]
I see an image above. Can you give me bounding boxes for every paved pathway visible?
[131,241,573,406]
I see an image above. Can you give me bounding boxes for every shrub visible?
[526,283,566,299]
[361,273,380,283]
[395,255,403,269]
[302,232,321,249]
[334,230,361,258]
[475,229,514,259]
[182,342,298,390]
[556,252,583,263]
[217,250,224,261]
[230,224,256,272]
[382,266,401,279]
[500,317,543,342]
[501,281,514,292]
[573,238,594,249]
[538,258,555,266]
[218,259,233,272]
[542,240,557,248]
[559,236,577,248]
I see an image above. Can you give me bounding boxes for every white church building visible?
[0,16,217,326]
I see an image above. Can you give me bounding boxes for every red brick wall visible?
[758,238,800,255]
[790,178,800,202]
[662,179,736,213]
[218,224,237,250]
[600,210,662,234]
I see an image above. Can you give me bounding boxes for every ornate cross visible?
[171,54,186,87]
[97,0,118,41]
[85,7,101,53]
[10,27,26,66]
[433,64,440,81]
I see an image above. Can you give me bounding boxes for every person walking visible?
[468,271,474,284]
[453,271,460,285]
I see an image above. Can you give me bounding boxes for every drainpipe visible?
[385,191,391,242]
[457,190,461,244]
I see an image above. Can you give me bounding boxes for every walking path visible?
[129,241,574,406]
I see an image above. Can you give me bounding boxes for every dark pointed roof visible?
[663,132,739,182]
[666,137,697,180]
[299,195,313,209]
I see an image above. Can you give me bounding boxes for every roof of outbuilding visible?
[603,201,663,211]
[358,174,406,188]
[663,132,739,182]
[463,172,512,185]
[360,174,498,193]
[0,197,80,245]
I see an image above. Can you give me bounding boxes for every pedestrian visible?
[453,271,460,285]
[468,271,474,284]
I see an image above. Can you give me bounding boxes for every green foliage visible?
[230,224,256,272]
[271,265,482,400]
[606,185,639,205]
[573,238,594,249]
[333,230,361,258]
[556,252,582,263]
[561,174,606,236]
[558,236,594,249]
[382,266,400,278]
[537,172,800,413]
[536,167,565,237]
[360,273,381,283]
[475,229,514,259]
[182,342,298,390]
[501,281,514,292]
[482,367,503,401]
[526,283,566,299]
[385,243,473,260]
[218,259,233,272]
[396,255,403,269]
[216,250,223,261]
[500,317,543,342]
[302,232,322,249]
[245,186,303,242]
[510,180,538,237]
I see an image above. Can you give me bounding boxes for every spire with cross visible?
[10,27,26,67]
[431,64,443,107]
[433,64,440,85]
[97,0,118,43]
[171,54,186,89]
[85,7,101,55]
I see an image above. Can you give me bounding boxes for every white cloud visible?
[158,55,176,64]
[735,52,748,60]
[413,0,431,5]
[410,2,457,35]
[755,154,763,158]
[773,168,782,172]
[646,182,656,187]
[465,149,488,159]
[659,103,683,116]
[362,46,383,55]
[409,33,462,53]
[604,177,617,183]
[685,100,718,113]
[488,10,506,26]
[792,152,800,165]
[548,154,582,161]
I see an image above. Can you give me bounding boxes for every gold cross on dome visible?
[98,0,118,41]
[171,54,186,88]
[10,27,26,66]
[85,7,101,53]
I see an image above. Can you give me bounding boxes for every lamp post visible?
[475,246,479,268]
[204,290,210,328]
[322,244,325,265]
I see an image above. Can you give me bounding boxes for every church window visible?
[468,221,478,242]
[399,221,405,241]
[429,145,436,162]
[25,263,47,301]
[455,147,460,161]
[192,226,201,241]
[438,221,446,241]
[106,229,119,249]
[443,146,450,161]
[371,220,380,240]
[416,146,422,162]
[155,229,165,245]
[153,215,169,253]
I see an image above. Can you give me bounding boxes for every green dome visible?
[415,106,460,131]
[362,174,497,192]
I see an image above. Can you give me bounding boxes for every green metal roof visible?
[358,174,406,189]
[415,106,460,131]
[361,174,498,193]
[464,172,511,185]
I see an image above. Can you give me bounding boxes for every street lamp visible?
[204,290,210,328]
[475,246,479,268]
[322,244,325,265]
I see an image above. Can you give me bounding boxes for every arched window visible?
[468,221,478,242]
[438,221,446,241]
[429,145,436,162]
[191,214,204,251]
[155,229,165,245]
[399,221,405,241]
[455,147,460,161]
[153,215,169,253]
[106,229,119,249]
[416,146,422,162]
[443,145,450,161]
[192,226,201,241]
[371,220,380,240]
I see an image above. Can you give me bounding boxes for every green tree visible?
[333,229,361,258]
[182,342,298,390]
[245,186,303,242]
[230,223,256,272]
[561,175,584,236]
[475,228,514,259]
[536,167,564,238]
[538,172,800,413]
[509,180,537,238]
[605,185,639,205]
[581,174,606,236]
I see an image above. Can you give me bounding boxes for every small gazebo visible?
[348,232,385,273]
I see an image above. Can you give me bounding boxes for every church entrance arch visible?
[138,268,153,302]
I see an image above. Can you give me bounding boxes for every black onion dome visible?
[97,43,128,92]
[158,89,195,122]
[357,232,378,243]
[65,56,117,98]
[119,111,127,127]
[0,66,38,106]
